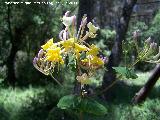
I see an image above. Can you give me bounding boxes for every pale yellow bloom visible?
[81,56,104,66]
[90,56,104,66]
[87,22,99,34]
[87,44,99,56]
[76,73,91,85]
[74,43,87,53]
[61,38,74,51]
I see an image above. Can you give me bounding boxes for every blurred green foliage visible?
[0,73,160,120]
[0,1,160,119]
[0,0,78,85]
[145,10,160,45]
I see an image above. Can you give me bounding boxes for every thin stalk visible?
[79,111,83,120]
[134,40,139,53]
[91,79,119,97]
[50,72,63,87]
[128,59,140,68]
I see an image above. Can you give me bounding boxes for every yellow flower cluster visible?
[40,37,104,69]
[34,12,106,85]
[41,39,54,50]
[81,44,104,68]
[61,38,74,51]
[41,38,64,64]
[87,44,99,56]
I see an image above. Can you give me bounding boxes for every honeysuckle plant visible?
[33,11,108,119]
[33,12,160,119]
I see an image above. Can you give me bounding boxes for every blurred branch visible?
[137,0,160,5]
[132,64,160,104]
[102,0,137,99]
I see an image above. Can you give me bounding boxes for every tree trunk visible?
[5,3,25,85]
[74,0,95,94]
[102,0,137,99]
[6,46,18,86]
[77,0,95,28]
[132,65,160,104]
[5,3,17,86]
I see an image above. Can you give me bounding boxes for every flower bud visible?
[81,17,87,27]
[63,30,67,41]
[72,15,76,26]
[38,49,44,58]
[62,11,76,27]
[59,30,64,40]
[150,42,157,50]
[145,37,152,45]
[64,11,70,17]
[132,29,140,39]
[102,57,108,63]
[100,55,108,64]
[33,57,38,65]
[87,22,99,34]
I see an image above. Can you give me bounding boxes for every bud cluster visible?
[135,37,160,63]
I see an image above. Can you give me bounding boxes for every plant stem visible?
[91,79,119,97]
[50,72,63,87]
[76,56,84,120]
[79,111,83,120]
[129,59,140,68]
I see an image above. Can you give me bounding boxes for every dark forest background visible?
[0,0,160,120]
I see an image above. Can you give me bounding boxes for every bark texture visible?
[102,0,137,99]
[77,0,95,28]
[5,3,32,85]
[74,0,95,94]
[6,3,17,86]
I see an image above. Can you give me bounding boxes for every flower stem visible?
[50,72,63,87]
[79,111,83,120]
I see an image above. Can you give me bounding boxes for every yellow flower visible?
[74,43,87,53]
[41,38,54,50]
[61,38,74,51]
[74,43,87,58]
[90,56,104,66]
[87,44,99,56]
[81,56,104,66]
[76,73,91,85]
[45,47,64,64]
[80,56,104,70]
[81,58,89,63]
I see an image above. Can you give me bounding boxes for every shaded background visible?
[0,0,160,120]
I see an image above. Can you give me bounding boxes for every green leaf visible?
[57,95,76,109]
[113,67,138,79]
[80,52,86,59]
[79,98,108,116]
[57,95,107,116]
[67,55,76,72]
[126,68,138,79]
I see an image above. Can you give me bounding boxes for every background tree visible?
[102,0,137,99]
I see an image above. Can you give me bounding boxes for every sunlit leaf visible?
[113,67,138,79]
[57,95,77,109]
[78,98,108,116]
